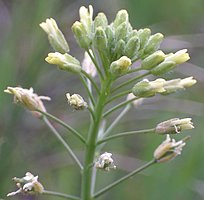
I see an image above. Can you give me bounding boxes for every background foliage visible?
[0,0,204,199]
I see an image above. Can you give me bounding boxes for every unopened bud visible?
[154,134,188,163]
[110,56,132,75]
[115,21,128,41]
[132,78,165,97]
[165,49,190,64]
[138,28,151,49]
[155,118,194,135]
[45,52,81,73]
[141,50,165,70]
[79,5,93,36]
[40,18,69,53]
[95,152,116,171]
[71,21,91,49]
[94,27,108,50]
[124,36,140,59]
[66,93,87,110]
[162,76,197,95]
[113,9,129,28]
[151,60,176,75]
[94,12,108,30]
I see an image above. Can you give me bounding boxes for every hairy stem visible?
[43,117,83,170]
[94,159,156,198]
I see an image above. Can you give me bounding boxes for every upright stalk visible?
[81,78,112,200]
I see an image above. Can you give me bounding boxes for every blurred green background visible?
[0,0,204,200]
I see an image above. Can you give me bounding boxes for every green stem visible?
[80,75,96,106]
[97,128,155,145]
[42,190,80,200]
[94,159,156,198]
[81,78,112,200]
[86,49,104,81]
[37,110,86,144]
[106,89,132,104]
[102,104,131,138]
[43,117,83,170]
[112,72,150,93]
[87,106,95,121]
[103,97,139,118]
[81,70,100,95]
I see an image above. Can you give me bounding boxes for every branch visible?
[103,97,139,118]
[42,117,83,170]
[42,190,80,200]
[97,128,155,144]
[93,159,156,198]
[37,110,86,144]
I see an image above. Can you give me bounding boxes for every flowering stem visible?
[93,159,156,198]
[81,70,100,95]
[42,190,80,200]
[112,72,150,93]
[97,128,155,145]
[37,110,86,144]
[86,49,104,81]
[80,75,96,106]
[102,104,131,138]
[103,97,139,118]
[81,78,112,200]
[42,117,83,170]
[106,89,132,104]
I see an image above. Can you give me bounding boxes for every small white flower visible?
[4,87,50,117]
[66,93,87,110]
[154,135,187,163]
[7,172,44,197]
[95,152,116,171]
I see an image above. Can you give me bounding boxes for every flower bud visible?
[39,18,69,53]
[82,50,97,77]
[115,21,128,41]
[124,36,140,59]
[161,76,197,95]
[79,5,93,36]
[71,21,91,49]
[113,9,129,28]
[141,50,165,70]
[4,87,50,117]
[138,28,151,49]
[66,93,87,110]
[94,12,108,30]
[165,49,190,64]
[110,56,132,75]
[94,26,108,51]
[143,33,164,55]
[7,172,44,197]
[155,118,194,135]
[132,78,165,97]
[150,60,176,75]
[153,134,188,163]
[95,152,116,171]
[114,39,126,59]
[45,52,81,73]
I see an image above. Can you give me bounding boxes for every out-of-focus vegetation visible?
[0,0,204,200]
